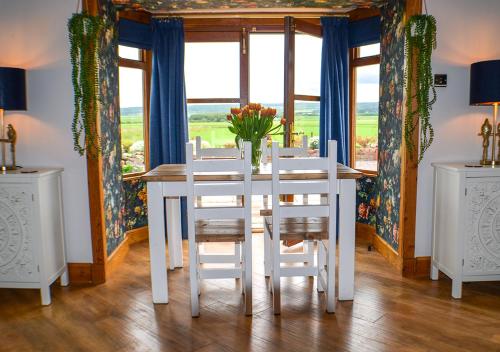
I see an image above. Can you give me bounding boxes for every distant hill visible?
[120,101,378,119]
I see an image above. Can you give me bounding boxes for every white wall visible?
[0,0,93,262]
[415,0,500,256]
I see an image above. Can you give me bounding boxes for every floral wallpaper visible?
[374,0,405,250]
[123,179,148,231]
[113,0,388,12]
[99,0,127,256]
[356,177,377,226]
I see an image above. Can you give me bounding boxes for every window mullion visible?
[284,16,295,148]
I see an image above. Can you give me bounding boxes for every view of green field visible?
[120,102,378,173]
[120,104,378,148]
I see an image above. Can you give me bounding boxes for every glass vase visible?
[240,138,262,172]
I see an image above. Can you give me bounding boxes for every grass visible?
[120,114,378,149]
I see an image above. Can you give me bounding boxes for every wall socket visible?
[434,74,447,87]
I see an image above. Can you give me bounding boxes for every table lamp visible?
[0,67,26,171]
[470,60,500,167]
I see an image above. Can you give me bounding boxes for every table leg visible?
[147,182,168,304]
[166,197,184,268]
[338,179,356,301]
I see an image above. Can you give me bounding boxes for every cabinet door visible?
[464,178,500,276]
[0,183,39,282]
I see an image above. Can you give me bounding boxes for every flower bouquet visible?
[227,103,285,170]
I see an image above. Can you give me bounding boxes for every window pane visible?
[119,66,145,174]
[249,34,284,106]
[185,42,240,99]
[294,100,320,156]
[249,34,285,146]
[295,34,321,96]
[359,43,380,57]
[119,45,141,60]
[188,103,239,148]
[354,64,379,172]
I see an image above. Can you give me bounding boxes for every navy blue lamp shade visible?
[0,67,27,111]
[470,60,500,106]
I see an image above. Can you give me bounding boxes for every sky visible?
[118,40,380,108]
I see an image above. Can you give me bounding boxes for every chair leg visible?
[264,225,271,277]
[234,242,241,270]
[190,242,200,317]
[326,240,336,313]
[317,241,325,293]
[304,240,314,273]
[272,235,281,315]
[243,240,252,316]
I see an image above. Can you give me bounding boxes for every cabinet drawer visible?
[0,183,39,283]
[464,178,500,276]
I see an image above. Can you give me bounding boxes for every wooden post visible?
[400,0,423,277]
[82,0,107,284]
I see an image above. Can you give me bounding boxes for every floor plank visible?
[1,234,500,352]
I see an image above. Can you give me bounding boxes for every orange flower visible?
[237,113,243,120]
[226,114,233,121]
[230,107,241,115]
[280,117,286,125]
[248,103,262,111]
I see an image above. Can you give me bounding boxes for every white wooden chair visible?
[195,136,241,159]
[186,141,253,317]
[265,140,337,314]
[261,135,309,162]
[261,135,314,277]
[195,136,242,270]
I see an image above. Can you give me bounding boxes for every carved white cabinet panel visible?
[0,168,67,305]
[431,163,500,298]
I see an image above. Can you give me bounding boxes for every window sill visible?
[355,169,378,177]
[123,171,146,181]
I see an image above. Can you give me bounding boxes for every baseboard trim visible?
[355,222,376,242]
[403,256,431,277]
[126,226,149,244]
[68,263,92,284]
[372,233,403,270]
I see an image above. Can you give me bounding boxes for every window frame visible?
[119,46,152,180]
[184,18,322,148]
[349,45,381,176]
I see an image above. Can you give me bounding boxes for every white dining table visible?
[142,162,362,304]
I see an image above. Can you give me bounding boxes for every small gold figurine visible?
[479,118,492,165]
[6,124,16,168]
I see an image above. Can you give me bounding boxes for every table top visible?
[142,162,362,182]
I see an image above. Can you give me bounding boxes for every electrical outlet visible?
[434,74,447,87]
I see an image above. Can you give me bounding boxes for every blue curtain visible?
[150,18,188,238]
[348,16,381,48]
[319,17,349,164]
[118,19,152,50]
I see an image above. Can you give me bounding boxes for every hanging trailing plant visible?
[404,14,437,163]
[68,12,104,157]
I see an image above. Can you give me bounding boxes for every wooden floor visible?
[1,234,500,352]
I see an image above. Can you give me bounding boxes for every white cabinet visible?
[0,168,67,305]
[431,163,500,298]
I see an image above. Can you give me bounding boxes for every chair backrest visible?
[195,136,241,159]
[261,135,308,162]
[270,140,337,240]
[186,141,252,239]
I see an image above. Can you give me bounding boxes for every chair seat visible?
[264,217,329,241]
[195,219,245,242]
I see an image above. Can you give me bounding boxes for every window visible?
[185,41,240,148]
[350,43,380,173]
[183,18,322,151]
[294,33,322,154]
[118,45,151,175]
